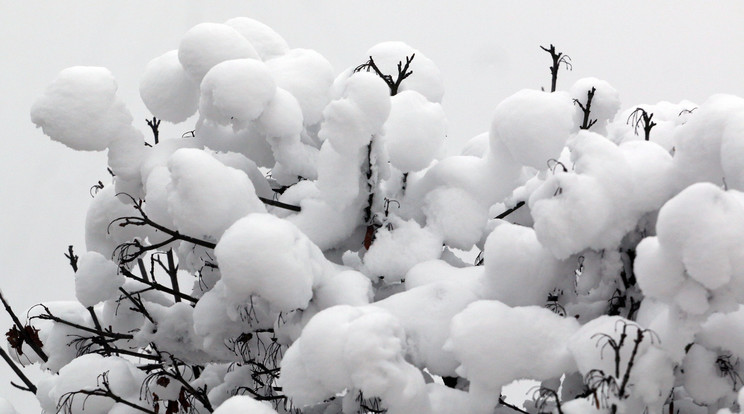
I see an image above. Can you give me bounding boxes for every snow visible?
[31,66,134,151]
[374,282,479,376]
[490,89,575,170]
[194,120,275,168]
[384,90,446,173]
[423,187,488,250]
[43,354,143,413]
[139,50,199,123]
[74,251,123,307]
[258,87,303,138]
[481,222,563,306]
[224,17,289,60]
[106,127,146,181]
[84,186,144,259]
[178,23,259,82]
[266,48,335,126]
[362,218,443,283]
[447,300,579,393]
[20,13,744,414]
[208,150,274,199]
[672,94,744,189]
[681,344,733,405]
[214,213,324,312]
[199,58,276,128]
[529,131,675,259]
[635,182,744,315]
[280,305,430,413]
[166,148,266,239]
[698,305,744,361]
[213,395,279,414]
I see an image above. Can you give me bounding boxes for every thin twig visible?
[0,346,36,394]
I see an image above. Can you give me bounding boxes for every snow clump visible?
[74,251,124,307]
[635,182,744,316]
[31,66,135,151]
[167,148,266,240]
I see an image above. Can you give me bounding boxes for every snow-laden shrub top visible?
[10,16,744,414]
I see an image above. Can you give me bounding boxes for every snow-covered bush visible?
[4,19,744,414]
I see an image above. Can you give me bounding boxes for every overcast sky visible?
[1,1,742,410]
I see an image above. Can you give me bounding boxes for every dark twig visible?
[0,346,37,394]
[118,288,155,324]
[540,44,572,92]
[354,54,415,96]
[59,371,156,414]
[627,108,656,141]
[32,304,133,341]
[145,117,160,146]
[165,250,180,303]
[109,194,216,250]
[574,87,598,130]
[119,267,198,304]
[495,201,526,220]
[65,245,79,272]
[499,396,530,414]
[258,197,301,212]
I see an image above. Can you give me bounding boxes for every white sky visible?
[0,1,742,410]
